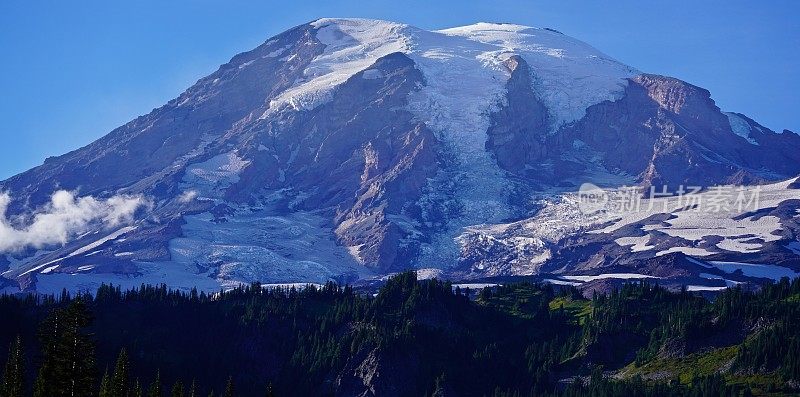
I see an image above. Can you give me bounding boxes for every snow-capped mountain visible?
[2,18,799,294]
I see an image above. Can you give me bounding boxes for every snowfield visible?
[166,205,371,288]
[437,22,638,130]
[455,177,800,277]
[597,178,800,255]
[725,112,759,145]
[561,273,660,282]
[706,261,799,281]
[270,18,637,130]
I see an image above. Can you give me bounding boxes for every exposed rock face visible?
[487,72,800,189]
[485,56,550,172]
[335,347,418,397]
[1,18,799,294]
[267,52,440,271]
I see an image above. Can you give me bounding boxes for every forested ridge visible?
[2,273,799,396]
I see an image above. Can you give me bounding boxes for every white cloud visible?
[177,189,198,203]
[0,190,149,253]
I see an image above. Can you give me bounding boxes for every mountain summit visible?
[2,18,799,294]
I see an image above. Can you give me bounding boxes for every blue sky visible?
[1,0,797,180]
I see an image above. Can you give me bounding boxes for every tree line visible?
[1,273,799,396]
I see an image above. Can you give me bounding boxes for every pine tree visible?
[99,367,112,397]
[32,367,47,397]
[1,336,24,397]
[223,377,234,397]
[110,348,130,397]
[147,371,162,397]
[188,380,196,397]
[33,307,60,397]
[34,298,97,397]
[132,379,143,397]
[170,380,184,397]
[55,298,97,396]
[430,373,446,397]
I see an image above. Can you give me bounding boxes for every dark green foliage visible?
[1,336,24,397]
[728,278,800,382]
[32,298,96,397]
[147,371,161,397]
[170,380,184,397]
[222,377,233,397]
[132,379,143,397]
[550,371,745,397]
[110,348,130,397]
[2,273,800,395]
[99,368,111,397]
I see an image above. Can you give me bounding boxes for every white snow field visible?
[706,261,799,281]
[166,206,372,289]
[183,151,250,199]
[455,178,800,277]
[724,112,760,145]
[35,206,371,295]
[561,273,660,282]
[270,18,638,131]
[595,178,800,256]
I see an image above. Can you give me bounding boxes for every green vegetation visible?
[0,273,798,396]
[548,295,592,325]
[621,346,739,383]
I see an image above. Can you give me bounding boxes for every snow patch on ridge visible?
[437,22,638,129]
[18,226,136,277]
[593,179,800,255]
[725,112,759,145]
[267,18,637,131]
[561,273,659,282]
[183,151,250,199]
[265,18,411,115]
[615,235,654,252]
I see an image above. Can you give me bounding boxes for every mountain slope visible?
[1,18,798,294]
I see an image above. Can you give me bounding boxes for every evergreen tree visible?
[188,380,196,397]
[223,377,234,397]
[1,336,24,397]
[132,379,143,397]
[171,380,184,397]
[33,307,60,397]
[110,348,130,397]
[430,373,446,397]
[99,368,112,397]
[31,367,47,397]
[147,371,162,397]
[34,298,96,397]
[55,298,97,396]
